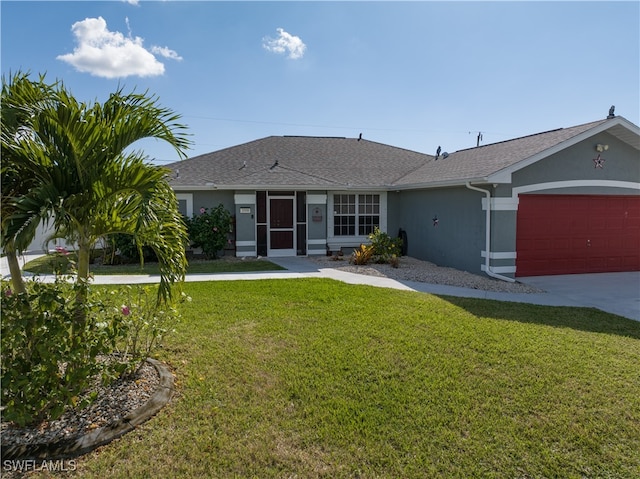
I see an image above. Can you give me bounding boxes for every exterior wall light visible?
[595,144,609,152]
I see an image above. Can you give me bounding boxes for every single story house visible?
[168,113,640,278]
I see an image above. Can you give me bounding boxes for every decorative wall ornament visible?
[432,215,439,227]
[593,154,606,169]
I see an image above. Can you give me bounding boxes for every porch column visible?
[234,192,257,257]
[307,193,328,255]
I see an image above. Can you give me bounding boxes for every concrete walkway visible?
[2,253,639,321]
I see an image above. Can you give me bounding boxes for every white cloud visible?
[262,28,306,60]
[57,17,181,78]
[151,46,183,61]
[123,0,140,5]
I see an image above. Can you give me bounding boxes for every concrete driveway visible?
[519,272,640,321]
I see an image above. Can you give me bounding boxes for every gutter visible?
[390,177,489,191]
[465,181,516,283]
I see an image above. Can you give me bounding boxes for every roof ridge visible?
[278,134,436,158]
[282,135,347,139]
[355,138,436,157]
[276,163,347,186]
[453,119,608,153]
[454,128,564,153]
[166,136,279,167]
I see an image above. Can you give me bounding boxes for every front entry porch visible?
[267,196,296,257]
[256,191,307,258]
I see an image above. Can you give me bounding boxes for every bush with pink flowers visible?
[0,278,188,427]
[113,284,189,372]
[185,204,233,259]
[0,278,128,426]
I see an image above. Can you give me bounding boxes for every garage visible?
[516,194,640,276]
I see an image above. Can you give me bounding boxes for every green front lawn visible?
[22,254,283,275]
[37,279,639,478]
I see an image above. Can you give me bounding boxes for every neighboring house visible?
[169,114,639,278]
[19,221,74,254]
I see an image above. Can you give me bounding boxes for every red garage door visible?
[516,195,640,277]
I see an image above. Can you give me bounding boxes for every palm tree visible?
[1,72,57,295]
[2,75,191,317]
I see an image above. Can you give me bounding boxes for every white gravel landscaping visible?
[310,255,544,294]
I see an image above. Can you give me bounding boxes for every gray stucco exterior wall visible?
[395,187,486,274]
[386,191,403,241]
[307,192,328,255]
[232,192,257,256]
[510,132,640,192]
[189,191,235,213]
[173,190,236,256]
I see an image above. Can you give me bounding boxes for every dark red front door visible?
[516,195,640,276]
[269,198,294,252]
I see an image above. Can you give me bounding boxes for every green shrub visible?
[350,244,375,265]
[349,229,403,266]
[186,204,233,259]
[45,246,77,274]
[0,279,128,426]
[113,285,189,372]
[369,227,403,264]
[101,233,158,265]
[0,279,187,427]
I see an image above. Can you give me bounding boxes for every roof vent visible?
[358,133,362,141]
[442,152,449,159]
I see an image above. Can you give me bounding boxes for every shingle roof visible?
[167,117,638,190]
[167,136,433,189]
[392,119,610,187]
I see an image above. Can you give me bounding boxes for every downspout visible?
[465,181,516,283]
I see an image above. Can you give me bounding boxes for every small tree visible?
[186,205,233,259]
[2,74,191,308]
[0,73,192,425]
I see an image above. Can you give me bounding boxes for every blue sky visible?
[2,1,639,166]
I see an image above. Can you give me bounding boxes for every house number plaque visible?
[312,207,323,222]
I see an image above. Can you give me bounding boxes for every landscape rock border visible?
[1,358,174,461]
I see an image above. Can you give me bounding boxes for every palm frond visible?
[2,72,190,303]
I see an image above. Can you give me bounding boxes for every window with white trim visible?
[175,193,193,218]
[333,194,380,236]
[358,194,380,235]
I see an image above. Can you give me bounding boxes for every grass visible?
[29,278,640,478]
[21,254,284,275]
